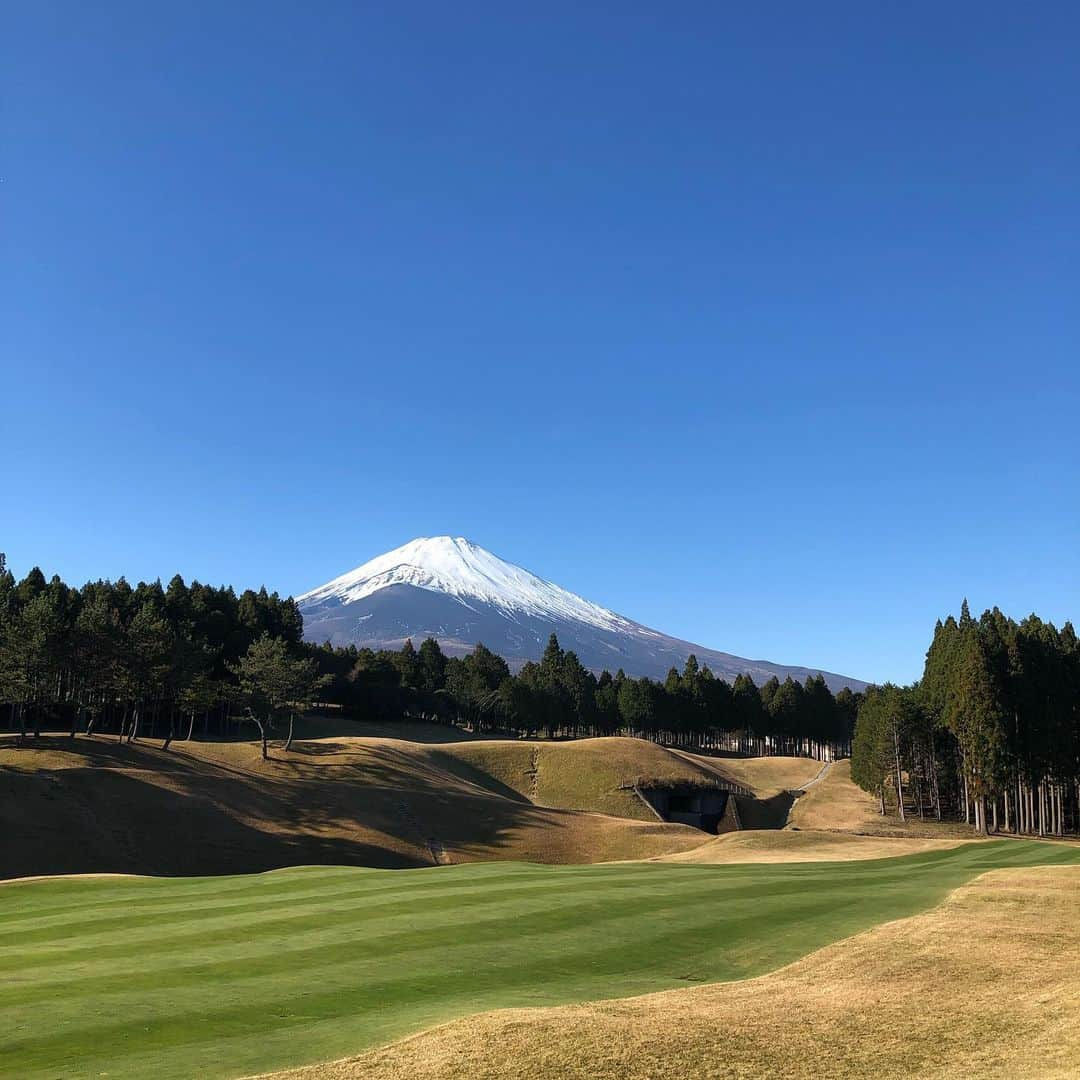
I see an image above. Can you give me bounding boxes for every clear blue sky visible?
[3,3,1078,684]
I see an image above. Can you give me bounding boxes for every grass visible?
[0,732,711,877]
[2,731,870,881]
[2,841,1078,1079]
[302,865,1080,1080]
[442,737,728,819]
[690,753,825,796]
[786,759,979,837]
[653,827,972,863]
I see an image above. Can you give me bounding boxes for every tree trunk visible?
[162,713,175,751]
[893,732,906,822]
[128,707,140,743]
[186,710,196,742]
[284,712,295,752]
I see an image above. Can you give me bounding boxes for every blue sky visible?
[3,2,1078,683]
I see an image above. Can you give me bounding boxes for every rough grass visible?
[442,737,726,819]
[1,723,869,881]
[683,752,825,796]
[443,740,829,820]
[2,841,1078,1079]
[786,759,978,837]
[0,732,711,878]
[652,827,972,863]
[280,864,1080,1079]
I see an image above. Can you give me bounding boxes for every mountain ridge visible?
[298,537,867,692]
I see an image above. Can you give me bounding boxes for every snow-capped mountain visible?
[297,537,866,692]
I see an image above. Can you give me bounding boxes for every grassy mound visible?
[0,732,710,878]
[0,725,967,880]
[2,841,1077,1079]
[682,753,825,797]
[653,828,972,864]
[286,864,1080,1080]
[438,737,727,819]
[786,759,977,837]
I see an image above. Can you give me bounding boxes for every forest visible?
[851,601,1080,836]
[0,557,855,759]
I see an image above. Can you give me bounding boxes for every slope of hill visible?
[297,537,866,691]
[655,829,970,864]
[786,759,979,838]
[0,725,898,880]
[0,729,755,879]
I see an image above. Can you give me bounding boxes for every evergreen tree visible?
[395,638,422,689]
[234,634,324,758]
[417,638,447,693]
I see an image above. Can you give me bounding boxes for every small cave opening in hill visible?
[634,780,744,834]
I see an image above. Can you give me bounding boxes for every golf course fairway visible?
[3,840,1078,1080]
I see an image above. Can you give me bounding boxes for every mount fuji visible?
[297,537,866,692]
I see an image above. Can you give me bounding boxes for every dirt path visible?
[397,800,451,867]
[526,747,540,801]
[783,761,832,827]
[800,760,832,790]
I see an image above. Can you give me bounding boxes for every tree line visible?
[0,558,858,759]
[0,556,322,758]
[309,632,858,757]
[852,601,1079,835]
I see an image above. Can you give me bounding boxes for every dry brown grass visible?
[1,727,975,881]
[261,865,1080,1080]
[683,752,826,797]
[0,731,709,878]
[444,737,725,819]
[787,760,977,838]
[652,827,972,864]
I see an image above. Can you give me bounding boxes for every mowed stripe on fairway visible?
[2,842,1078,1080]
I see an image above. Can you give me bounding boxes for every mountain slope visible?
[297,537,866,691]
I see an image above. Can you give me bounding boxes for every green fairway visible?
[2,841,1077,1080]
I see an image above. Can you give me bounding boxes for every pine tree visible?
[395,638,422,689]
[234,635,324,758]
[945,630,1008,833]
[417,638,447,693]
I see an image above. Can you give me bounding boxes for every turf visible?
[301,866,1080,1080]
[2,841,1077,1079]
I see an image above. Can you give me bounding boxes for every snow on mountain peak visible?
[297,537,636,633]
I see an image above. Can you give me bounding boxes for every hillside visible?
[786,759,979,838]
[3,727,820,879]
[2,721,978,881]
[437,739,816,821]
[654,828,971,864]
